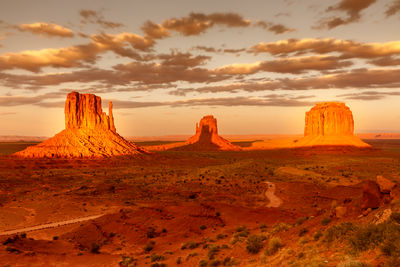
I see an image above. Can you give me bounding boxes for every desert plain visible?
[1,132,400,267]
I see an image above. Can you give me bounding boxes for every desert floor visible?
[0,139,400,266]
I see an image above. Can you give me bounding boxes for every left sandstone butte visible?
[14,92,147,158]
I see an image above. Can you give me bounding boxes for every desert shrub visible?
[147,227,157,238]
[119,256,137,267]
[265,237,283,256]
[337,260,372,267]
[271,222,290,234]
[295,217,307,226]
[199,259,208,267]
[321,217,331,226]
[216,234,226,240]
[209,259,221,266]
[298,227,309,237]
[200,225,207,230]
[208,245,220,260]
[348,221,400,263]
[150,263,166,267]
[390,212,400,224]
[181,241,200,250]
[144,241,155,252]
[246,235,265,254]
[314,230,323,241]
[348,224,383,251]
[323,222,357,243]
[176,257,182,264]
[90,242,101,254]
[222,257,239,266]
[151,253,165,262]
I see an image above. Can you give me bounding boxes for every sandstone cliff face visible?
[304,102,354,136]
[15,92,146,158]
[295,102,370,148]
[65,92,116,132]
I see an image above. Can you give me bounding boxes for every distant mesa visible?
[294,102,370,148]
[148,115,241,151]
[14,91,147,158]
[182,115,241,151]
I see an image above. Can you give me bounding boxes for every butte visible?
[149,115,241,151]
[14,92,147,158]
[294,102,370,148]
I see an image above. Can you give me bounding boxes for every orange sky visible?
[1,0,400,136]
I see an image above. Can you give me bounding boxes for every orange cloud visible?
[80,9,124,29]
[0,32,154,72]
[215,56,351,75]
[16,22,74,38]
[141,21,170,39]
[255,21,295,34]
[249,38,400,60]
[161,12,250,36]
[386,0,400,16]
[319,0,377,29]
[171,68,400,95]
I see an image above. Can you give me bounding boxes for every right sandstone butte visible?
[295,102,370,147]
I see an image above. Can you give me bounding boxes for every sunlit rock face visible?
[65,92,116,132]
[304,102,354,136]
[294,102,370,148]
[183,115,241,151]
[14,92,146,158]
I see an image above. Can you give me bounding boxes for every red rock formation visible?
[362,180,382,210]
[14,92,146,158]
[182,115,240,151]
[148,115,241,151]
[65,92,116,132]
[295,102,370,148]
[304,102,354,136]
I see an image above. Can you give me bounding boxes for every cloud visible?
[157,51,210,67]
[319,0,377,29]
[161,12,251,36]
[141,21,170,39]
[249,38,400,60]
[110,95,314,109]
[338,90,400,100]
[215,55,352,75]
[0,92,64,107]
[255,21,295,34]
[0,32,153,72]
[16,22,74,38]
[0,112,16,115]
[191,46,246,54]
[112,61,226,84]
[369,56,400,66]
[386,0,400,16]
[80,9,124,29]
[170,68,400,95]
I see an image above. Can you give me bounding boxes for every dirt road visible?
[0,214,104,236]
[264,181,282,208]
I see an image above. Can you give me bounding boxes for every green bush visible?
[323,222,357,243]
[390,212,400,224]
[208,245,220,260]
[298,227,309,237]
[150,253,165,262]
[265,237,283,256]
[321,217,331,226]
[246,235,265,254]
[314,230,323,241]
[181,241,200,250]
[144,241,155,252]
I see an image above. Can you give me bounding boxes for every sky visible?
[1,0,400,137]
